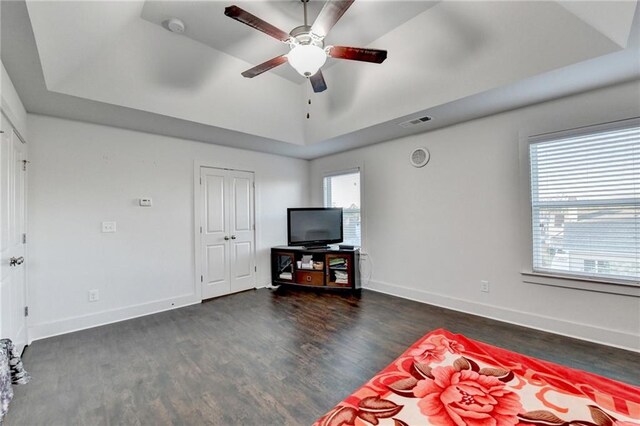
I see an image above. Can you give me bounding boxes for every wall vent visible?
[410,147,430,168]
[399,116,432,128]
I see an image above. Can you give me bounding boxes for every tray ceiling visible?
[1,0,638,158]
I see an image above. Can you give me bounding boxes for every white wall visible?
[1,61,27,138]
[310,80,640,351]
[26,115,309,341]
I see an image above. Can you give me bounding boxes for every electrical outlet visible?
[88,289,99,302]
[102,221,116,233]
[480,280,490,293]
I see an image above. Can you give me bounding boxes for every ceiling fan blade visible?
[241,55,288,78]
[309,70,327,93]
[224,5,290,42]
[310,0,354,39]
[327,46,387,63]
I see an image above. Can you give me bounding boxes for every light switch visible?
[102,221,116,233]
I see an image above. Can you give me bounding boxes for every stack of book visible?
[334,270,348,284]
[279,272,292,280]
[329,258,347,269]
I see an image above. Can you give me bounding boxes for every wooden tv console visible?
[271,246,360,291]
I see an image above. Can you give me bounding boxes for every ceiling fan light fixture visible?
[287,44,327,77]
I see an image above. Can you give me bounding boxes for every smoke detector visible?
[166,18,185,34]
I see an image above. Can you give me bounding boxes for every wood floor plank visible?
[5,288,638,425]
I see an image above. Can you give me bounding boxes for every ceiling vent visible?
[399,116,432,128]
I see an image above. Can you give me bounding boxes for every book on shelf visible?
[334,270,348,284]
[329,258,347,267]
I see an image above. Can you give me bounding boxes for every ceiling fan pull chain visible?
[307,81,311,119]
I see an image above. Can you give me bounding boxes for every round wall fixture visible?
[409,147,430,168]
[166,18,186,34]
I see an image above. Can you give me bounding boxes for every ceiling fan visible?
[224,0,388,93]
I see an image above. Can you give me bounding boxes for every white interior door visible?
[199,167,255,300]
[228,170,255,294]
[0,113,27,353]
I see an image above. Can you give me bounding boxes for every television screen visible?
[288,208,343,247]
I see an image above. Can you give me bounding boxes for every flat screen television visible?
[287,207,343,247]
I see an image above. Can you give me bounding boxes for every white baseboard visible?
[28,293,200,343]
[365,279,640,353]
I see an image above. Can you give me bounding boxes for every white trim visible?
[322,167,361,178]
[0,110,26,144]
[28,294,199,343]
[193,161,204,302]
[364,279,640,353]
[528,116,640,144]
[522,271,640,296]
[321,165,365,250]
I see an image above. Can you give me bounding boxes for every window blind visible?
[528,119,639,283]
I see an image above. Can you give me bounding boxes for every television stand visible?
[271,246,360,291]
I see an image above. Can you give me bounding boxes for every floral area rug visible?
[314,329,639,426]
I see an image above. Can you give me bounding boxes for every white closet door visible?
[228,170,255,294]
[199,167,255,300]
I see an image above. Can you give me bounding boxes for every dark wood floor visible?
[6,288,639,425]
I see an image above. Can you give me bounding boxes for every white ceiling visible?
[1,0,639,159]
[140,1,439,83]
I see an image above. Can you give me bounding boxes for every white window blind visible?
[323,170,361,247]
[528,119,640,284]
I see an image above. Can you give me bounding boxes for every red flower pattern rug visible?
[313,329,640,426]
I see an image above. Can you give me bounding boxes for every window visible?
[323,170,361,247]
[528,119,639,284]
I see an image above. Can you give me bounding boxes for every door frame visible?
[193,162,257,302]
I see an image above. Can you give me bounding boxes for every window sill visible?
[521,271,640,297]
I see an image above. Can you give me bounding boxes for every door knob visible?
[231,235,237,240]
[224,236,230,241]
[9,256,24,267]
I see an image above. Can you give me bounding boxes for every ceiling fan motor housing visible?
[290,25,324,47]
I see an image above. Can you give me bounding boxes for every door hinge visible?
[200,177,202,185]
[24,306,29,317]
[22,160,30,171]
[200,226,203,234]
[22,233,26,244]
[254,266,257,272]
[200,275,203,282]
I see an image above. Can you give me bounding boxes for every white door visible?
[199,167,255,299]
[0,113,27,353]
